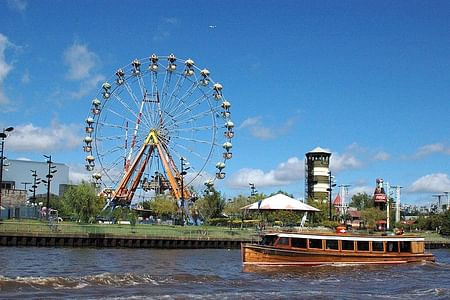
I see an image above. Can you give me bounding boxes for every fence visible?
[0,220,259,241]
[0,206,39,220]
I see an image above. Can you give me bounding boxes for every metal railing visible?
[0,221,259,241]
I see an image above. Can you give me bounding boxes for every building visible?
[305,147,331,202]
[2,159,70,199]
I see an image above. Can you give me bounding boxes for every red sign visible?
[374,193,386,202]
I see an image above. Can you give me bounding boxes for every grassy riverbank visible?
[0,219,258,240]
[1,219,450,244]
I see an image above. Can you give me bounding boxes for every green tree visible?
[150,195,177,220]
[110,207,123,223]
[269,210,300,226]
[307,197,329,224]
[360,207,385,230]
[224,195,254,219]
[349,192,373,210]
[269,190,294,198]
[60,182,105,223]
[196,188,225,223]
[142,200,152,210]
[439,210,450,234]
[128,209,137,226]
[415,214,431,230]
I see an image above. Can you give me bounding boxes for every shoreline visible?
[0,232,251,249]
[0,231,449,249]
[1,220,449,249]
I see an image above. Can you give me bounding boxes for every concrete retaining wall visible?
[0,233,249,249]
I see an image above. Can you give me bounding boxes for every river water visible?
[0,247,449,299]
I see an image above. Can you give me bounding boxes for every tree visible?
[439,210,450,235]
[307,197,329,224]
[60,182,105,223]
[269,190,294,198]
[224,195,255,219]
[268,210,300,226]
[360,207,385,230]
[150,195,177,220]
[349,192,373,210]
[196,188,225,223]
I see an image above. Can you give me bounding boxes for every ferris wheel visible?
[83,54,234,206]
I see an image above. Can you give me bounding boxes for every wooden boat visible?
[241,231,435,267]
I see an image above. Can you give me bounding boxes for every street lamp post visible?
[0,126,14,210]
[180,157,190,225]
[327,171,336,220]
[21,182,32,191]
[42,155,57,218]
[29,170,41,204]
[249,183,257,197]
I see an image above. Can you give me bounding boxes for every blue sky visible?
[0,0,449,205]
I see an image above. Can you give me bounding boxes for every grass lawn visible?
[0,219,259,240]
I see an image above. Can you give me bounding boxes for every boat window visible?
[308,239,323,249]
[357,241,369,251]
[277,237,290,246]
[342,240,354,251]
[292,238,307,248]
[400,241,411,253]
[260,235,277,246]
[372,241,384,252]
[325,240,338,250]
[387,241,399,252]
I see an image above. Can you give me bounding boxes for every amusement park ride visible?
[83,54,234,212]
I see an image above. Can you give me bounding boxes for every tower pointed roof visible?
[333,194,342,206]
[307,146,331,154]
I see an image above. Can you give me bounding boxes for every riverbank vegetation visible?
[23,183,450,240]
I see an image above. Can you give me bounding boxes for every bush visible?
[207,217,230,226]
[320,220,340,229]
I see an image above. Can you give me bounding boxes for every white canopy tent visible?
[242,193,320,212]
[241,193,320,227]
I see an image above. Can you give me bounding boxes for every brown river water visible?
[0,247,449,299]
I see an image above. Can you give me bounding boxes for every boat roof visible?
[264,232,425,242]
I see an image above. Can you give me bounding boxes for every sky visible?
[0,0,449,206]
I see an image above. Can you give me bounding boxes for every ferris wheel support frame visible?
[113,129,191,205]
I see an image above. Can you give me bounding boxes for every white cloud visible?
[7,0,27,12]
[373,151,390,161]
[413,143,450,158]
[227,157,304,189]
[64,42,98,80]
[62,42,104,100]
[7,122,81,152]
[228,146,362,190]
[0,89,10,106]
[21,69,30,84]
[348,185,373,197]
[70,74,105,99]
[15,157,31,161]
[0,33,13,105]
[240,115,297,140]
[153,17,179,41]
[409,173,450,193]
[330,151,362,172]
[67,164,91,184]
[164,17,178,25]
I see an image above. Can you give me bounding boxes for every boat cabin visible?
[260,233,426,254]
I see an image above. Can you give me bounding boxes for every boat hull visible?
[242,244,435,267]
